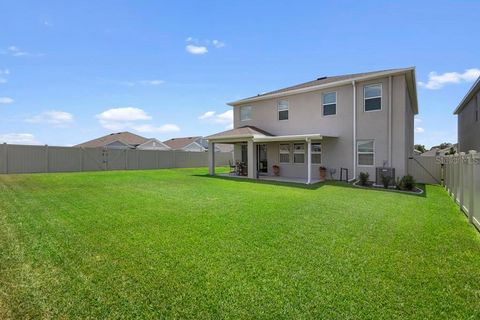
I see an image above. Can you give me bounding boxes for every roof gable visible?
[75,131,148,148]
[163,136,202,149]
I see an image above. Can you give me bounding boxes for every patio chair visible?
[228,160,236,175]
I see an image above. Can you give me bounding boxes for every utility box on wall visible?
[376,167,395,185]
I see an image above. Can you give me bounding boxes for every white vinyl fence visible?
[408,156,442,184]
[0,143,232,174]
[443,151,480,231]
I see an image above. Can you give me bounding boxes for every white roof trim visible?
[137,138,171,149]
[228,68,416,106]
[454,76,480,114]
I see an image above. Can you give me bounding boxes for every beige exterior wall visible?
[458,92,480,152]
[232,74,414,180]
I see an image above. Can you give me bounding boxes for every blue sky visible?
[0,1,478,148]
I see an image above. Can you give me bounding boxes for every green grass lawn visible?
[1,168,480,319]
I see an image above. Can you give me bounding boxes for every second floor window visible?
[240,106,252,121]
[364,84,382,112]
[278,100,289,120]
[323,92,337,116]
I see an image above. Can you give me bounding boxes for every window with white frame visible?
[277,100,289,120]
[293,143,305,163]
[323,92,337,116]
[311,143,322,164]
[240,106,252,121]
[357,140,375,166]
[279,144,290,163]
[364,84,382,112]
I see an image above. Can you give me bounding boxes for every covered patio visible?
[206,126,335,185]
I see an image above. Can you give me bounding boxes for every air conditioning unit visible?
[375,167,395,186]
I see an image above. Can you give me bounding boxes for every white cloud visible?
[212,40,225,48]
[418,68,480,90]
[96,107,151,122]
[138,79,165,86]
[133,124,180,133]
[186,44,208,55]
[6,46,29,57]
[199,110,233,129]
[2,46,42,57]
[414,116,422,123]
[185,37,225,55]
[0,69,10,84]
[0,133,39,145]
[0,97,14,104]
[96,107,179,133]
[121,79,165,86]
[415,127,425,133]
[26,110,74,126]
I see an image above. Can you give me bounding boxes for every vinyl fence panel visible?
[0,143,232,175]
[48,146,82,172]
[442,151,480,232]
[407,156,441,184]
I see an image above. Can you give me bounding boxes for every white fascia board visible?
[253,134,326,142]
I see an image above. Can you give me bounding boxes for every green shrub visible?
[395,177,403,190]
[401,175,416,191]
[358,172,369,186]
[380,174,391,189]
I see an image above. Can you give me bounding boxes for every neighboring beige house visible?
[164,136,233,153]
[454,76,480,152]
[207,68,418,183]
[163,136,208,152]
[75,132,171,150]
[421,144,456,157]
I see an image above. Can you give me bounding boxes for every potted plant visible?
[319,166,327,180]
[272,165,280,176]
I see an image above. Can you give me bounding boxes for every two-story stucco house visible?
[454,76,480,153]
[206,68,418,184]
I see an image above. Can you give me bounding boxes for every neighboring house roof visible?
[454,76,480,114]
[422,145,456,157]
[215,144,234,153]
[137,138,171,150]
[163,136,204,150]
[75,132,148,148]
[228,67,418,114]
[413,149,422,155]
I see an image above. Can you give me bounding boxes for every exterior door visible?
[257,144,268,174]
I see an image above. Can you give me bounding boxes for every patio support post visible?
[307,138,312,184]
[208,141,215,175]
[247,140,256,179]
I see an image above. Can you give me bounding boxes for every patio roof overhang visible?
[252,133,329,142]
[207,133,336,143]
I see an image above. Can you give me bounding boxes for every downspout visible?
[388,76,393,167]
[352,80,357,180]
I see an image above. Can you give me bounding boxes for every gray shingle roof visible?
[75,132,148,148]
